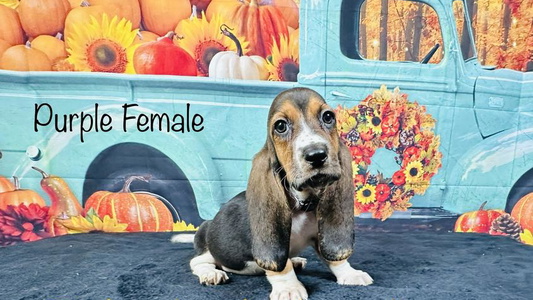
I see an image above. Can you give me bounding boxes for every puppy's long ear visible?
[316,141,355,261]
[246,146,291,272]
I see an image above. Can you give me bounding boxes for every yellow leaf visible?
[520,229,533,246]
[173,221,198,232]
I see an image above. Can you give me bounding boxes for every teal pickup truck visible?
[0,0,532,226]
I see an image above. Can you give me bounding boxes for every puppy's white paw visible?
[290,257,307,270]
[336,268,373,286]
[269,282,308,300]
[198,269,229,285]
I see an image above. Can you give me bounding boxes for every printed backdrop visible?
[0,0,532,248]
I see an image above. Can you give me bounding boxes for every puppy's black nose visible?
[304,146,328,167]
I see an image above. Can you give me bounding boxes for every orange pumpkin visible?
[90,0,141,28]
[17,0,71,37]
[84,176,173,232]
[31,33,67,63]
[0,176,15,193]
[64,0,140,48]
[0,176,46,210]
[67,0,83,8]
[0,39,11,59]
[138,0,192,36]
[272,0,299,29]
[511,193,533,232]
[206,0,289,57]
[0,42,52,71]
[0,5,25,45]
[454,201,505,233]
[64,2,120,48]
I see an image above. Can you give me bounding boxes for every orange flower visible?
[359,129,375,141]
[392,170,406,185]
[375,184,391,202]
[403,146,421,161]
[381,116,400,137]
[350,146,364,164]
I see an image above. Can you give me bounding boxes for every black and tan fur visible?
[173,88,373,300]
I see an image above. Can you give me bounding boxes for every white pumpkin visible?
[209,51,269,80]
[208,25,269,80]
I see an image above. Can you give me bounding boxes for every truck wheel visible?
[506,168,533,213]
[82,142,204,226]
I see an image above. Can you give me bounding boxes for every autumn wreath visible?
[336,86,442,220]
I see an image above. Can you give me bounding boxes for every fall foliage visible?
[359,0,532,71]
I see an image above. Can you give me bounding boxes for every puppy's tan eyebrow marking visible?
[305,97,328,121]
[270,101,302,127]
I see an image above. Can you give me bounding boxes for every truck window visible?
[453,0,476,61]
[354,0,444,64]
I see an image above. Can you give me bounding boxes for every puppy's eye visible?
[274,120,288,134]
[322,111,335,125]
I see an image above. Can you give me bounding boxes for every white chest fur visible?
[289,212,318,257]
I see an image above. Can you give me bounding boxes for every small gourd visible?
[208,25,268,80]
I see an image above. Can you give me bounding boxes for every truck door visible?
[323,0,460,210]
[474,76,520,137]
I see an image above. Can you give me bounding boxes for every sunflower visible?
[356,184,377,204]
[173,220,198,232]
[404,160,424,184]
[366,115,383,135]
[58,211,128,234]
[175,13,249,77]
[67,14,139,73]
[267,30,299,82]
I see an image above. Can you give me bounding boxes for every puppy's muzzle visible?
[303,145,328,168]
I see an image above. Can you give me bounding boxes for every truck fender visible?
[442,125,533,214]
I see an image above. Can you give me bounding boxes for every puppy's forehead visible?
[269,88,326,120]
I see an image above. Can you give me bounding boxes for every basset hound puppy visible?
[172,87,373,299]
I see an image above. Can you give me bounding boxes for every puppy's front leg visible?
[266,259,308,300]
[327,260,373,286]
[190,251,229,285]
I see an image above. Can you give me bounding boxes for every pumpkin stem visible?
[250,0,259,8]
[159,31,183,42]
[120,175,151,193]
[478,201,488,211]
[220,25,243,57]
[164,31,176,40]
[12,176,20,190]
[31,166,49,179]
